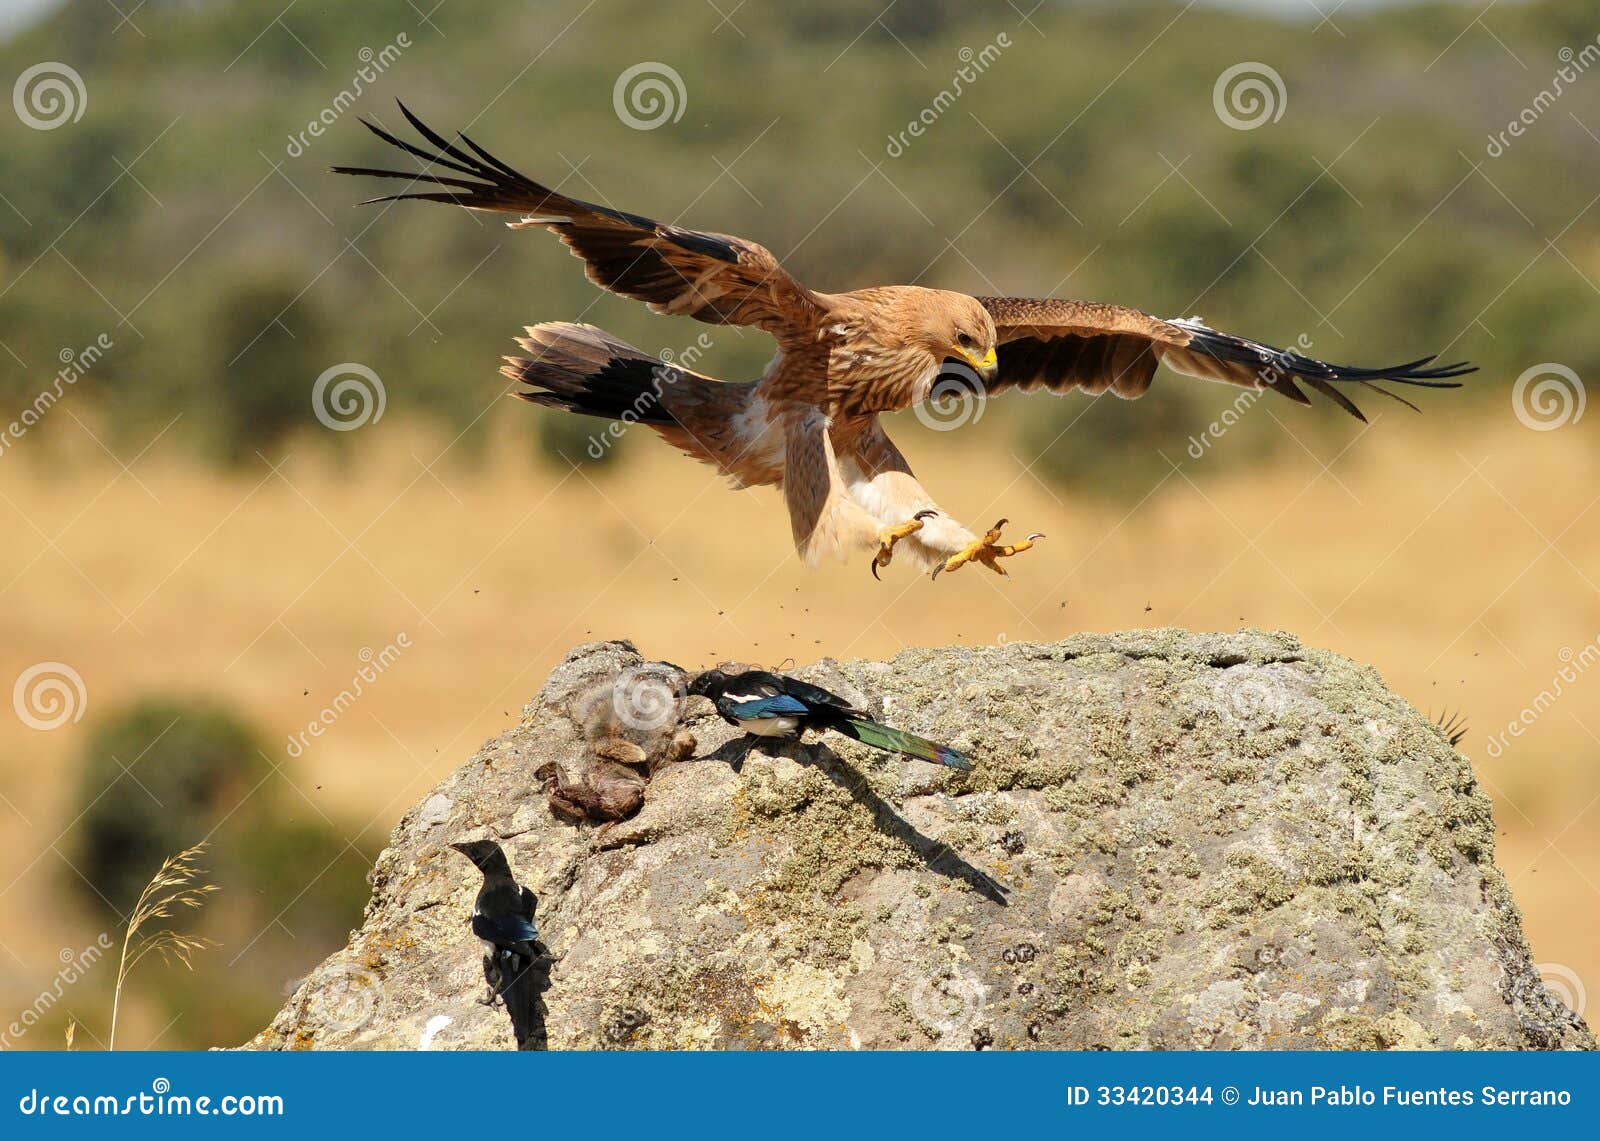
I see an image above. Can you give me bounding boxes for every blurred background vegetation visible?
[1,0,1597,1048]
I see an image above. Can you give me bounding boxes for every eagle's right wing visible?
[334,103,822,336]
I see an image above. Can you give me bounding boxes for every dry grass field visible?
[2,402,1597,1045]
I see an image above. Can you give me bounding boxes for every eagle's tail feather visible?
[835,716,975,770]
[503,323,680,426]
[503,323,758,476]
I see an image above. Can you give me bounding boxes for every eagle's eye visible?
[956,332,974,349]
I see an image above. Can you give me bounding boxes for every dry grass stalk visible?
[108,842,219,1050]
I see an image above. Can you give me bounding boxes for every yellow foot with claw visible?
[871,509,938,580]
[932,518,1044,580]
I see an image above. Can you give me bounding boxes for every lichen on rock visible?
[248,632,1594,1051]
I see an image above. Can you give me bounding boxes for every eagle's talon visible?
[932,518,1044,580]
[870,510,937,579]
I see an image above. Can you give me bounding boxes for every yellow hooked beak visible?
[958,345,999,382]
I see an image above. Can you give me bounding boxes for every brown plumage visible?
[335,104,1475,578]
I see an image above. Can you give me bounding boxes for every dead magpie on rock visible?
[688,669,973,770]
[451,839,554,1050]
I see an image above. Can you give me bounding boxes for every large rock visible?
[249,631,1593,1051]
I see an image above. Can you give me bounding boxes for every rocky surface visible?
[249,631,1593,1051]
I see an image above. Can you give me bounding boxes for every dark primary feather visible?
[1170,319,1476,423]
[977,295,1476,423]
[331,103,818,331]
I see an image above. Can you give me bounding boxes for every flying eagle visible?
[335,104,1473,580]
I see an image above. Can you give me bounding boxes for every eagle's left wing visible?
[976,296,1474,422]
[334,103,821,335]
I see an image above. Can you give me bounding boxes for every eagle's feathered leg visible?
[784,408,886,566]
[839,416,1044,580]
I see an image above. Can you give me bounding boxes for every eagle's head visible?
[917,291,998,383]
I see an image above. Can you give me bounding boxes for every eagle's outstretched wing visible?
[333,103,821,335]
[976,296,1475,422]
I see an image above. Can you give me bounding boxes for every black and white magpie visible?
[451,839,553,1050]
[688,669,974,770]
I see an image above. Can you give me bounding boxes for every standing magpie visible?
[688,669,974,770]
[451,839,553,1050]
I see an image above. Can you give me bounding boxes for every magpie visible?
[688,669,974,770]
[451,839,553,1050]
